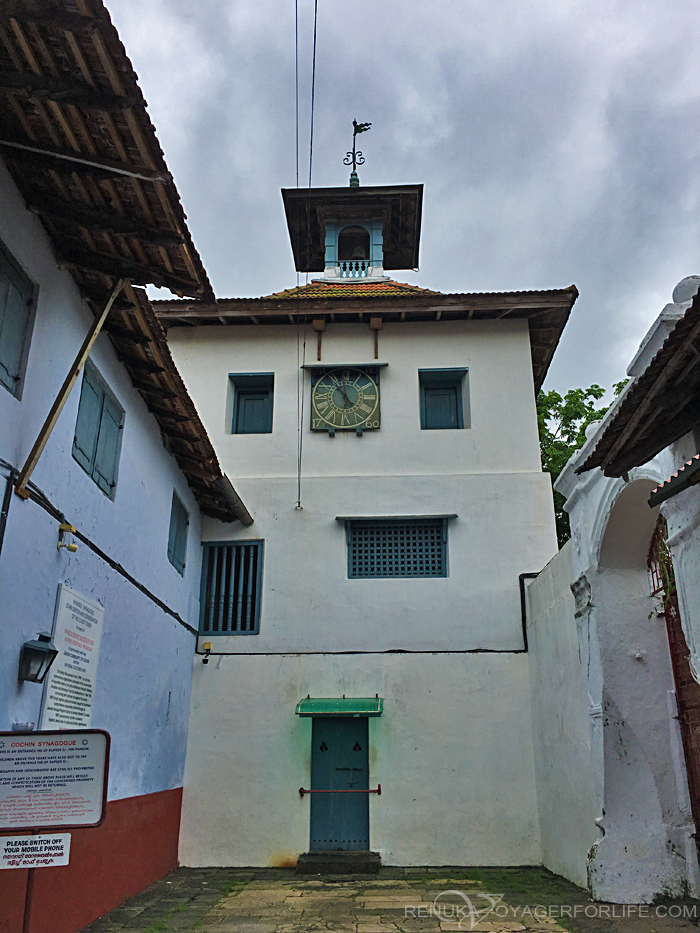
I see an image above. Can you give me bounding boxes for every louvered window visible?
[200,541,264,634]
[72,362,124,497]
[347,519,447,578]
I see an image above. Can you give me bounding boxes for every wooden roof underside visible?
[154,286,579,394]
[281,185,423,272]
[0,0,213,303]
[0,0,249,524]
[578,292,700,477]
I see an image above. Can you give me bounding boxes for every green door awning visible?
[295,697,383,717]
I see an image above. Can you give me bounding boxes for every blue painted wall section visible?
[0,159,201,803]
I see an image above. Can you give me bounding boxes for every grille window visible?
[200,541,263,634]
[347,519,447,578]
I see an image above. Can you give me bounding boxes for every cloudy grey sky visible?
[107,0,700,395]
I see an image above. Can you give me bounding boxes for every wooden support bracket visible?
[370,316,382,360]
[313,318,325,361]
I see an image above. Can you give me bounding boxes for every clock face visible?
[311,368,380,431]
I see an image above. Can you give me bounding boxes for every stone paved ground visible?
[79,867,700,933]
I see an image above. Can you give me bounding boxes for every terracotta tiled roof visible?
[649,455,700,507]
[266,279,442,300]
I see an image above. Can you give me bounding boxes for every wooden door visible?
[309,717,369,851]
[649,517,700,844]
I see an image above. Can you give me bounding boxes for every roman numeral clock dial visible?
[311,368,380,432]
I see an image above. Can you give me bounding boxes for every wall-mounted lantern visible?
[18,633,58,683]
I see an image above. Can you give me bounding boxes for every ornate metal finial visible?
[344,119,371,187]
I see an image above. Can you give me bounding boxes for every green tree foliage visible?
[537,381,628,546]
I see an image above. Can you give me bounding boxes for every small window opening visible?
[338,226,370,261]
[419,368,469,430]
[229,373,274,434]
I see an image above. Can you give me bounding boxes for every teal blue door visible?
[310,717,369,851]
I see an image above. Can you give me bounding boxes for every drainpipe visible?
[519,572,539,652]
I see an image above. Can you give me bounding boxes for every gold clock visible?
[311,368,380,432]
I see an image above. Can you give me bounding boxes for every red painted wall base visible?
[0,786,182,933]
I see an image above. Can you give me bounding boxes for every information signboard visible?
[0,730,109,832]
[39,585,104,730]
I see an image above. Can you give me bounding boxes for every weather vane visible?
[344,119,371,186]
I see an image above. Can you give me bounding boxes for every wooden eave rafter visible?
[154,286,578,393]
[578,293,700,477]
[108,286,247,523]
[0,0,213,303]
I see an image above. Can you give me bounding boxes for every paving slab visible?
[80,866,700,933]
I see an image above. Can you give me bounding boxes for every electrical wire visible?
[295,0,299,191]
[296,315,307,509]
[308,0,318,189]
[0,458,197,636]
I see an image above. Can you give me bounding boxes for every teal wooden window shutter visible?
[0,240,35,398]
[93,394,122,494]
[419,368,468,430]
[200,540,264,634]
[72,362,124,496]
[230,373,274,434]
[236,391,271,434]
[168,493,189,575]
[72,367,102,471]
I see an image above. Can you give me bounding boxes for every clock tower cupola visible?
[281,122,423,283]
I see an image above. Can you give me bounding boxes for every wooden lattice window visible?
[200,541,264,634]
[346,518,448,578]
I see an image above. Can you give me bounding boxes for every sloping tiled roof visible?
[577,291,700,476]
[120,287,251,524]
[0,1,249,524]
[0,0,213,302]
[154,284,578,394]
[267,279,442,300]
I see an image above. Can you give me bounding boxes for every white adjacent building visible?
[155,180,579,868]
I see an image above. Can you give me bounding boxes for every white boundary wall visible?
[526,541,598,888]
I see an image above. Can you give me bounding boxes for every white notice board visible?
[39,585,104,730]
[0,730,109,831]
[0,833,71,869]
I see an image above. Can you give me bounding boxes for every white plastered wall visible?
[180,653,541,867]
[169,308,556,867]
[556,446,700,901]
[526,541,598,888]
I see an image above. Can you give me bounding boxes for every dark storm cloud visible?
[108,0,700,392]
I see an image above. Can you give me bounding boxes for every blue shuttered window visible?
[347,518,448,578]
[0,240,35,398]
[419,368,468,430]
[168,493,189,575]
[230,373,274,433]
[72,363,124,497]
[200,540,264,634]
